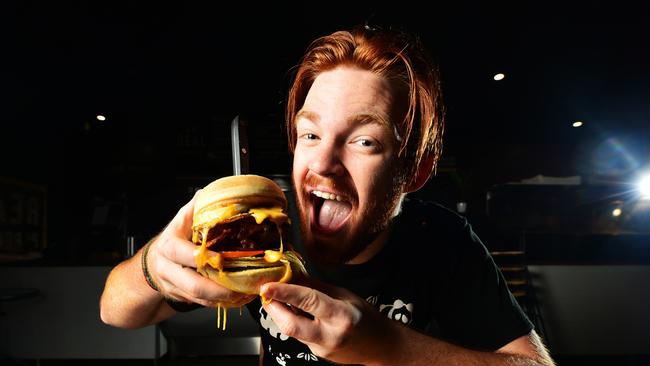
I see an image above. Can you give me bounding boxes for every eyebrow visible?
[295,110,391,128]
[295,110,320,124]
[351,113,391,128]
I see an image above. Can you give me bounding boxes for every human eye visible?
[356,139,374,147]
[299,132,319,140]
[351,137,382,152]
[296,131,320,147]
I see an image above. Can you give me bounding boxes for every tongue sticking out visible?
[317,199,352,231]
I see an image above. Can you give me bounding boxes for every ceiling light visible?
[572,121,583,127]
[96,115,106,121]
[493,73,505,81]
[612,208,622,217]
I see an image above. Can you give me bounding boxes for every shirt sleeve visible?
[436,221,534,351]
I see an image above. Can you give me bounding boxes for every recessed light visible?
[572,121,583,127]
[493,73,505,81]
[96,115,106,121]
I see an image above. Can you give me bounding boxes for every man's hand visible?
[146,193,256,308]
[100,192,255,329]
[259,279,556,366]
[260,279,394,365]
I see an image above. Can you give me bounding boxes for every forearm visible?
[99,248,173,329]
[371,323,553,366]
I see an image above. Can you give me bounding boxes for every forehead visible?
[300,66,404,127]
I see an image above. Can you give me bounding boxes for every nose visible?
[307,141,345,177]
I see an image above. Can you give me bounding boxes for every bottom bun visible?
[199,265,291,295]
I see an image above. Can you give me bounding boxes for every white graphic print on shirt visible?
[268,344,319,365]
[366,295,378,306]
[297,352,319,362]
[268,345,292,365]
[379,299,414,324]
[259,296,414,364]
[260,306,289,341]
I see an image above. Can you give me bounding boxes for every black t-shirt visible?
[245,198,534,365]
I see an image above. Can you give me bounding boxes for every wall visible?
[0,266,165,359]
[2,265,648,359]
[530,265,650,355]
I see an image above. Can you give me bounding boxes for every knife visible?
[230,115,250,175]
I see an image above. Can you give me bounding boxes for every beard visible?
[293,168,406,266]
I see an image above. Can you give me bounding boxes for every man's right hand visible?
[146,192,256,308]
[100,192,254,329]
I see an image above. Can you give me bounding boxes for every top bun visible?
[194,175,287,223]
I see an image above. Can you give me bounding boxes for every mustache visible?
[302,173,357,201]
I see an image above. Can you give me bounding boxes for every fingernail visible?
[260,294,273,305]
[259,284,273,303]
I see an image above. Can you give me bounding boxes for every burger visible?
[192,174,306,296]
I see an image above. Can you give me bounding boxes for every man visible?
[100,25,555,365]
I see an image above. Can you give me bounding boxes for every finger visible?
[166,279,255,309]
[158,259,249,305]
[155,235,204,268]
[297,276,353,300]
[263,299,322,344]
[260,283,334,319]
[165,280,250,309]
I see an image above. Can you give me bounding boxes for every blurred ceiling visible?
[2,1,649,192]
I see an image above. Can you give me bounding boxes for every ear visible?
[403,153,435,193]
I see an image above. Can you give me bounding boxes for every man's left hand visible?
[260,280,394,365]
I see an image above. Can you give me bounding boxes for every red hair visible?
[286,25,445,184]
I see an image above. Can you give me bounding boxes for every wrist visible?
[362,309,409,366]
[141,239,161,292]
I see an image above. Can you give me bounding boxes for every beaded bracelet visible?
[141,240,160,292]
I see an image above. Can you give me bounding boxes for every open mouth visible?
[310,189,353,234]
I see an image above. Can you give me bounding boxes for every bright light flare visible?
[612,208,622,217]
[96,115,106,121]
[572,121,583,128]
[493,73,505,81]
[639,174,650,199]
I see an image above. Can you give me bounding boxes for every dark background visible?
[2,1,649,264]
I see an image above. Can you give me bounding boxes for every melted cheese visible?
[277,259,292,284]
[193,204,248,232]
[215,304,246,331]
[250,207,288,257]
[192,205,291,330]
[259,259,292,306]
[264,249,283,263]
[216,303,227,330]
[193,227,223,271]
[194,206,289,272]
[248,207,289,225]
